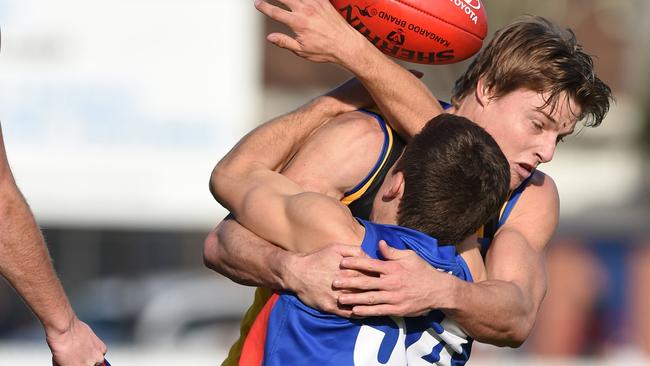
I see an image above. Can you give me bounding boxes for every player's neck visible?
[451,97,482,127]
[456,236,487,282]
[369,205,398,226]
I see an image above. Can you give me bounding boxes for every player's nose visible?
[535,136,557,164]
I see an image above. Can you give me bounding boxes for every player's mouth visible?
[514,162,535,180]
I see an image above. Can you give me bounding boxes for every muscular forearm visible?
[204,217,293,289]
[444,278,535,347]
[337,39,443,139]
[0,182,75,334]
[443,232,546,346]
[204,216,364,317]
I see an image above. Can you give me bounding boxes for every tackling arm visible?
[444,228,547,346]
[442,172,556,345]
[205,111,383,314]
[212,131,363,254]
[211,109,383,252]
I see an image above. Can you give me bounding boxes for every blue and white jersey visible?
[263,219,474,366]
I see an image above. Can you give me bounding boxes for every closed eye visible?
[530,120,543,131]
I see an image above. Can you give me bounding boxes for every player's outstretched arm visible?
[254,0,443,139]
[335,172,557,346]
[0,127,107,365]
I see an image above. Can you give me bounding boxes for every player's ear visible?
[386,171,405,200]
[475,77,492,107]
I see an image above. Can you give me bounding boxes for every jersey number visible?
[352,316,469,366]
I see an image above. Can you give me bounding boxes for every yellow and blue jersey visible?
[342,109,406,218]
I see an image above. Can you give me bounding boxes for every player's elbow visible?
[209,165,221,201]
[513,312,537,347]
[209,162,232,206]
[469,306,536,348]
[487,314,535,348]
[210,159,255,211]
[499,327,530,348]
[202,228,223,272]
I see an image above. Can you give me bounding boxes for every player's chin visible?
[508,169,522,190]
[509,165,532,189]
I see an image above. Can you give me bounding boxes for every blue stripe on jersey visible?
[343,109,390,197]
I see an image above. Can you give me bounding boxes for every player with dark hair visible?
[212,112,510,364]
[205,6,613,365]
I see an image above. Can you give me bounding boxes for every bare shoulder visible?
[521,170,559,210]
[282,110,386,198]
[496,170,559,252]
[286,191,365,249]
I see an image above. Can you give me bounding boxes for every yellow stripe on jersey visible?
[341,121,395,205]
[477,191,513,238]
[498,190,515,220]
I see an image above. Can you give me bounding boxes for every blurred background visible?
[0,0,648,365]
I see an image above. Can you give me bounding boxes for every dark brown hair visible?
[452,15,612,127]
[394,114,510,244]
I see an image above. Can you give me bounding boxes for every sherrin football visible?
[330,0,488,64]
